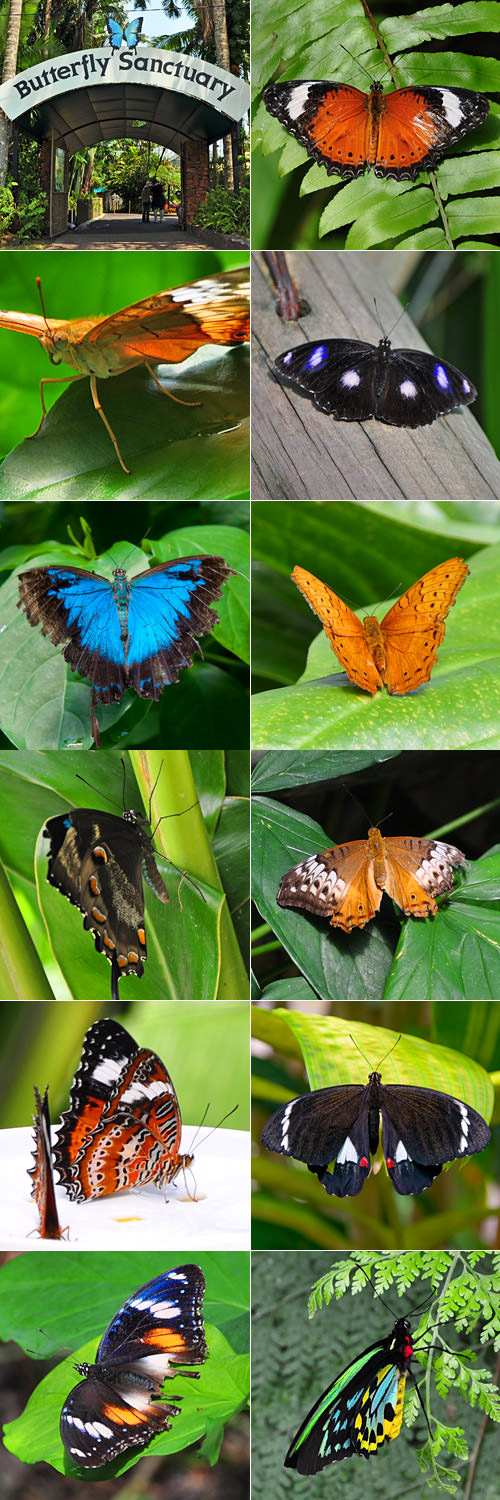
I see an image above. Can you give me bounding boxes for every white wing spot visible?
[286,83,313,120]
[340,369,361,388]
[399,379,417,399]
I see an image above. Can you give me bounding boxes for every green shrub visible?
[17,191,46,241]
[194,185,249,236]
[0,185,15,234]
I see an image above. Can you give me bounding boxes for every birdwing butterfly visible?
[28,1085,67,1240]
[0,267,250,472]
[275,335,476,427]
[291,558,469,694]
[277,826,467,931]
[53,1018,191,1202]
[261,1070,491,1197]
[60,1265,207,1468]
[284,1312,415,1470]
[17,553,234,745]
[264,79,489,180]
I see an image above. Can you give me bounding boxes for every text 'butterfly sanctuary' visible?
[261,1061,491,1198]
[18,552,234,746]
[59,1265,207,1468]
[52,1018,193,1201]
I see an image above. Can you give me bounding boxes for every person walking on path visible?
[151,177,166,223]
[141,179,152,222]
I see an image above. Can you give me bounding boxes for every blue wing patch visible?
[17,556,234,744]
[106,17,124,48]
[124,17,143,46]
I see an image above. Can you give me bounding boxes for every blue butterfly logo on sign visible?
[106,15,143,50]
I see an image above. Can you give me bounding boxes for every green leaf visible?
[260,1010,493,1119]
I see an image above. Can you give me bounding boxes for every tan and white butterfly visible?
[277,826,467,932]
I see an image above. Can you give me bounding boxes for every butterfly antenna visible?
[36,277,51,331]
[188,1102,238,1156]
[75,772,122,811]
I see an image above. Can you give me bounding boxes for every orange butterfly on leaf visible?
[292,556,469,694]
[0,267,250,474]
[277,825,467,932]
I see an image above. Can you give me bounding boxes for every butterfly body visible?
[291,558,469,694]
[60,1264,206,1467]
[276,337,476,427]
[54,1018,191,1201]
[277,827,467,931]
[18,555,233,739]
[261,1068,491,1196]
[44,806,169,985]
[28,1085,66,1239]
[285,1315,413,1471]
[264,79,489,179]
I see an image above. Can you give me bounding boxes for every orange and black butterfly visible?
[0,267,250,473]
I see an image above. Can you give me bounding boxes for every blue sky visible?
[123,5,193,40]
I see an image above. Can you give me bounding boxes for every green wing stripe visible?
[288,1345,383,1451]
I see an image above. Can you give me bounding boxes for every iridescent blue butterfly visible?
[17,555,233,745]
[106,16,143,50]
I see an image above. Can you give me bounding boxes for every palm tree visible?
[0,0,24,184]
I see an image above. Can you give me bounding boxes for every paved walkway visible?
[44,213,242,250]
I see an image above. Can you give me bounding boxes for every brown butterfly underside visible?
[0,267,250,474]
[277,826,467,932]
[292,556,469,693]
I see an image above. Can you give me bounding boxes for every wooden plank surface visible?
[251,251,500,501]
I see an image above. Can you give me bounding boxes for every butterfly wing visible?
[277,839,384,931]
[123,555,234,698]
[54,1019,183,1201]
[97,1266,207,1370]
[74,268,250,371]
[285,1325,409,1472]
[375,558,470,693]
[261,1084,375,1196]
[124,17,143,46]
[275,338,379,421]
[373,344,476,427]
[61,1369,180,1468]
[17,564,128,694]
[106,17,123,47]
[264,82,371,178]
[377,86,489,178]
[381,835,467,918]
[292,565,383,692]
[28,1085,65,1239]
[379,1083,491,1195]
[44,809,159,981]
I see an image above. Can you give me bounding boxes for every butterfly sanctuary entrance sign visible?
[0,32,249,236]
[0,48,248,122]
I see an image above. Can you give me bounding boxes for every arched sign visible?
[0,46,249,125]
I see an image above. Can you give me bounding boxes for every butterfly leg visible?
[89,372,130,473]
[143,360,203,409]
[27,374,83,438]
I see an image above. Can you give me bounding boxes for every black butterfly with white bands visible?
[275,336,476,428]
[260,1070,491,1196]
